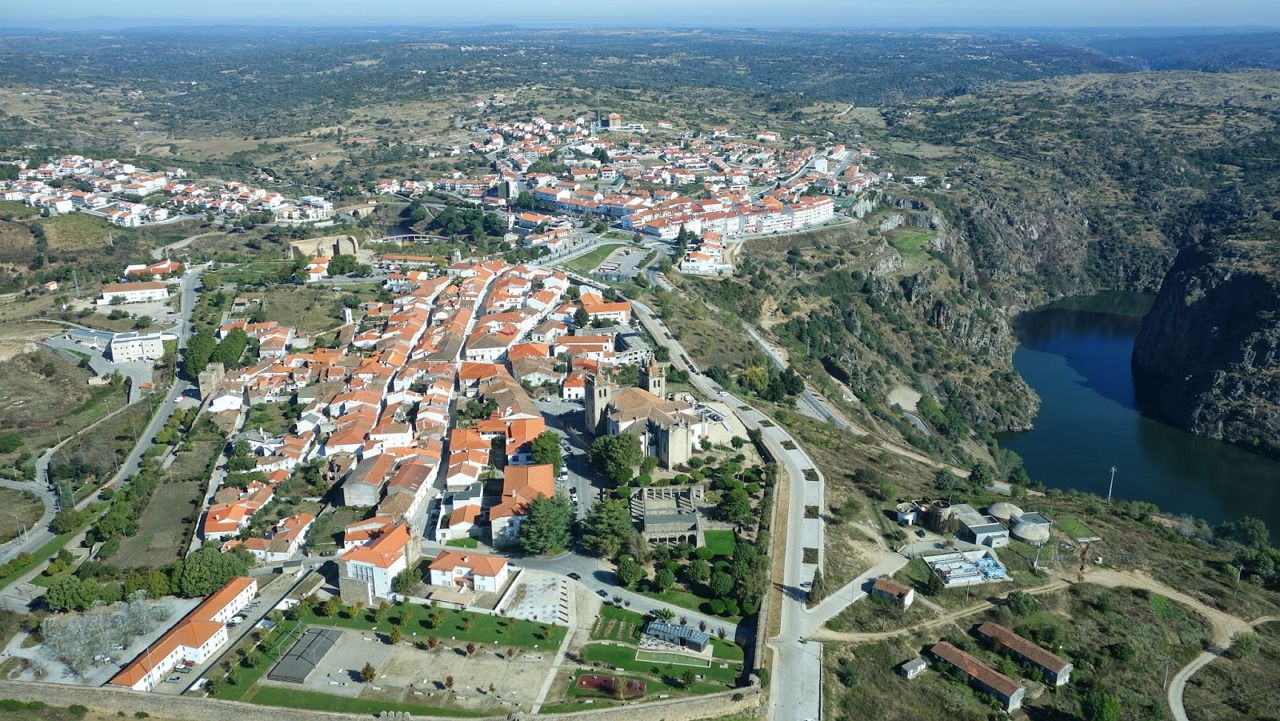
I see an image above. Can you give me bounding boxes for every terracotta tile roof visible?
[976,622,1071,674]
[930,641,1022,699]
[429,550,508,577]
[343,522,411,569]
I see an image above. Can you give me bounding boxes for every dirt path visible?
[813,579,1070,643]
[816,568,1262,646]
[813,564,1277,721]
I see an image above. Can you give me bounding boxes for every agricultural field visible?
[112,419,222,569]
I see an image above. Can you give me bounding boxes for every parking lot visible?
[593,246,649,279]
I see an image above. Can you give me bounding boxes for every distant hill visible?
[1089,31,1280,71]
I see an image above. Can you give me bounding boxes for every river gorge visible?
[1000,293,1280,537]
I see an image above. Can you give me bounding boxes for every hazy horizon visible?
[4,0,1280,30]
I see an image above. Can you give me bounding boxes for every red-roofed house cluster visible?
[192,254,666,604]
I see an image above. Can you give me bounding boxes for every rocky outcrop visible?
[1133,238,1280,457]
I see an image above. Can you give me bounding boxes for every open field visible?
[1056,516,1098,540]
[250,285,353,336]
[641,286,758,371]
[885,227,935,261]
[114,479,203,568]
[113,426,221,569]
[0,349,131,476]
[40,213,114,251]
[561,243,625,275]
[46,395,158,489]
[0,489,45,544]
[887,139,956,159]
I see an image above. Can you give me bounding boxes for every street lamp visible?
[1106,466,1116,504]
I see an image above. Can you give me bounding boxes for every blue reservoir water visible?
[1000,294,1280,536]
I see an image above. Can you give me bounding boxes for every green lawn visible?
[635,650,711,667]
[562,243,624,275]
[445,537,479,549]
[710,637,745,662]
[247,685,484,718]
[582,642,741,686]
[886,228,935,260]
[210,618,305,700]
[1057,516,1099,540]
[702,530,736,558]
[300,604,566,648]
[636,587,742,623]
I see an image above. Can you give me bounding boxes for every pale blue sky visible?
[4,0,1280,28]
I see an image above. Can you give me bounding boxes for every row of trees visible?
[44,545,254,612]
[185,327,253,378]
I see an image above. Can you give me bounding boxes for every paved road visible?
[107,264,204,488]
[564,274,829,721]
[745,326,857,434]
[799,552,910,635]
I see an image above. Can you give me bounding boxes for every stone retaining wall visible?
[0,681,759,721]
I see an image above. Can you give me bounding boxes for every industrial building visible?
[976,622,1073,686]
[930,641,1025,713]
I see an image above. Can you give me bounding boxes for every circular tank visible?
[987,502,1023,522]
[1012,518,1051,544]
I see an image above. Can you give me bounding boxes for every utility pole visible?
[1106,466,1116,504]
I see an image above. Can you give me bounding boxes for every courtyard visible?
[256,627,552,713]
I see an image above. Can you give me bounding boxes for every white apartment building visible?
[107,332,167,362]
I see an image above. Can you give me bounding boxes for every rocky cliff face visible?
[1133,238,1280,457]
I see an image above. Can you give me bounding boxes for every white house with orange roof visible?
[338,522,414,604]
[341,516,395,551]
[98,280,169,305]
[428,550,510,593]
[108,577,257,692]
[489,464,555,547]
[233,512,315,563]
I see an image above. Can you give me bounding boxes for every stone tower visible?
[197,362,226,402]
[642,360,666,398]
[584,372,614,435]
